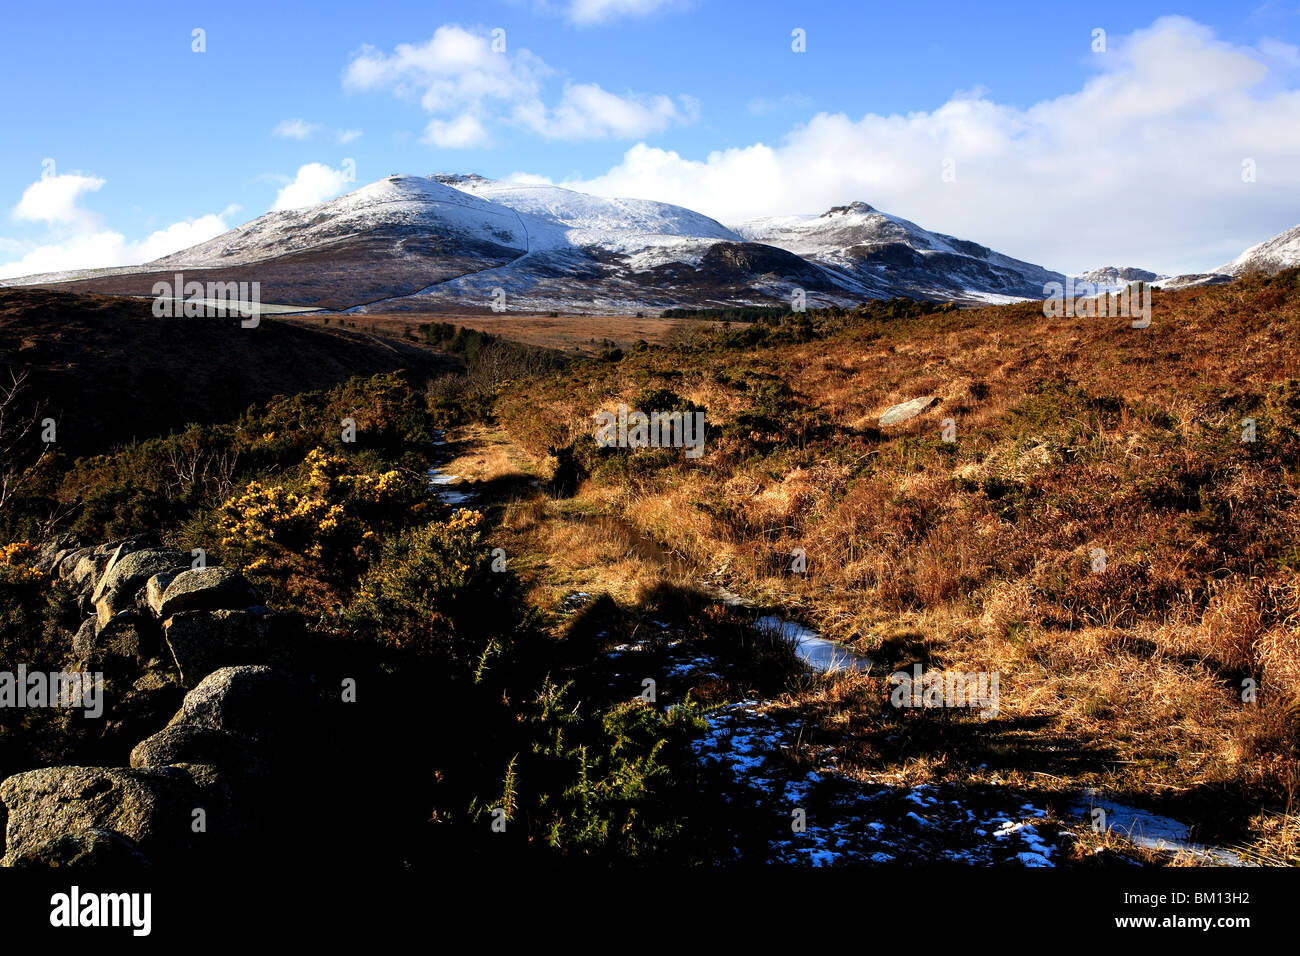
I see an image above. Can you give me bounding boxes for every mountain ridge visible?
[7,174,1298,313]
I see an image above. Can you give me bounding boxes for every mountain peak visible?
[1073,266,1159,284]
[5,176,1072,311]
[821,201,876,217]
[431,173,491,186]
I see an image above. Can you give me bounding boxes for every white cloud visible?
[424,114,491,148]
[1,175,235,279]
[274,119,364,145]
[560,17,1300,275]
[131,211,236,262]
[271,162,354,211]
[272,118,321,140]
[1257,37,1300,67]
[345,24,694,145]
[533,83,693,139]
[566,0,683,26]
[13,173,106,226]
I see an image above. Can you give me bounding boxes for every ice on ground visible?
[1069,791,1244,865]
[753,615,872,673]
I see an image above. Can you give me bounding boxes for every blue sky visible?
[3,0,1299,277]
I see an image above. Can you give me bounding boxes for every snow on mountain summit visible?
[433,173,741,254]
[734,201,1064,300]
[1216,223,1300,275]
[1071,266,1162,290]
[150,174,526,268]
[5,173,1094,311]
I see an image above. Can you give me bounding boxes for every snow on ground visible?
[595,611,1064,865]
[596,605,1246,866]
[1069,791,1244,865]
[556,575,1244,864]
[426,464,476,506]
[691,698,1064,866]
[959,289,1036,305]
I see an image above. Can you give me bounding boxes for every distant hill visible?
[735,200,1063,302]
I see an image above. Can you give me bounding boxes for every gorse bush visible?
[345,508,535,667]
[0,371,435,545]
[217,448,431,608]
[340,511,702,861]
[0,541,85,784]
[475,680,708,860]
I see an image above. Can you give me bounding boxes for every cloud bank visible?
[558,17,1300,275]
[344,24,697,147]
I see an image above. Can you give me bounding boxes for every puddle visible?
[426,467,475,505]
[753,615,873,673]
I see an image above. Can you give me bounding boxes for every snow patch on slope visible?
[1217,223,1300,275]
[437,174,741,254]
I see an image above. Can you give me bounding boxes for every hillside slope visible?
[0,288,457,457]
[493,270,1300,861]
[1218,223,1300,276]
[735,201,1064,301]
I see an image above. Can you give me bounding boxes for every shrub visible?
[217,448,431,608]
[345,509,535,667]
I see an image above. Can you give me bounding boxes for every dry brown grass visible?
[294,311,719,354]
[489,273,1300,861]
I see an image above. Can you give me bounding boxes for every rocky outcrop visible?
[93,547,190,627]
[0,766,204,866]
[878,395,941,426]
[5,826,152,868]
[131,667,297,772]
[143,572,176,617]
[156,567,260,620]
[33,533,85,576]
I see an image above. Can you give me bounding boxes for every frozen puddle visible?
[1069,790,1245,866]
[426,467,475,505]
[753,615,873,674]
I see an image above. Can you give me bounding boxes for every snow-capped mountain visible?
[1216,223,1300,275]
[1071,266,1162,291]
[3,174,1069,313]
[735,201,1064,302]
[155,175,526,268]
